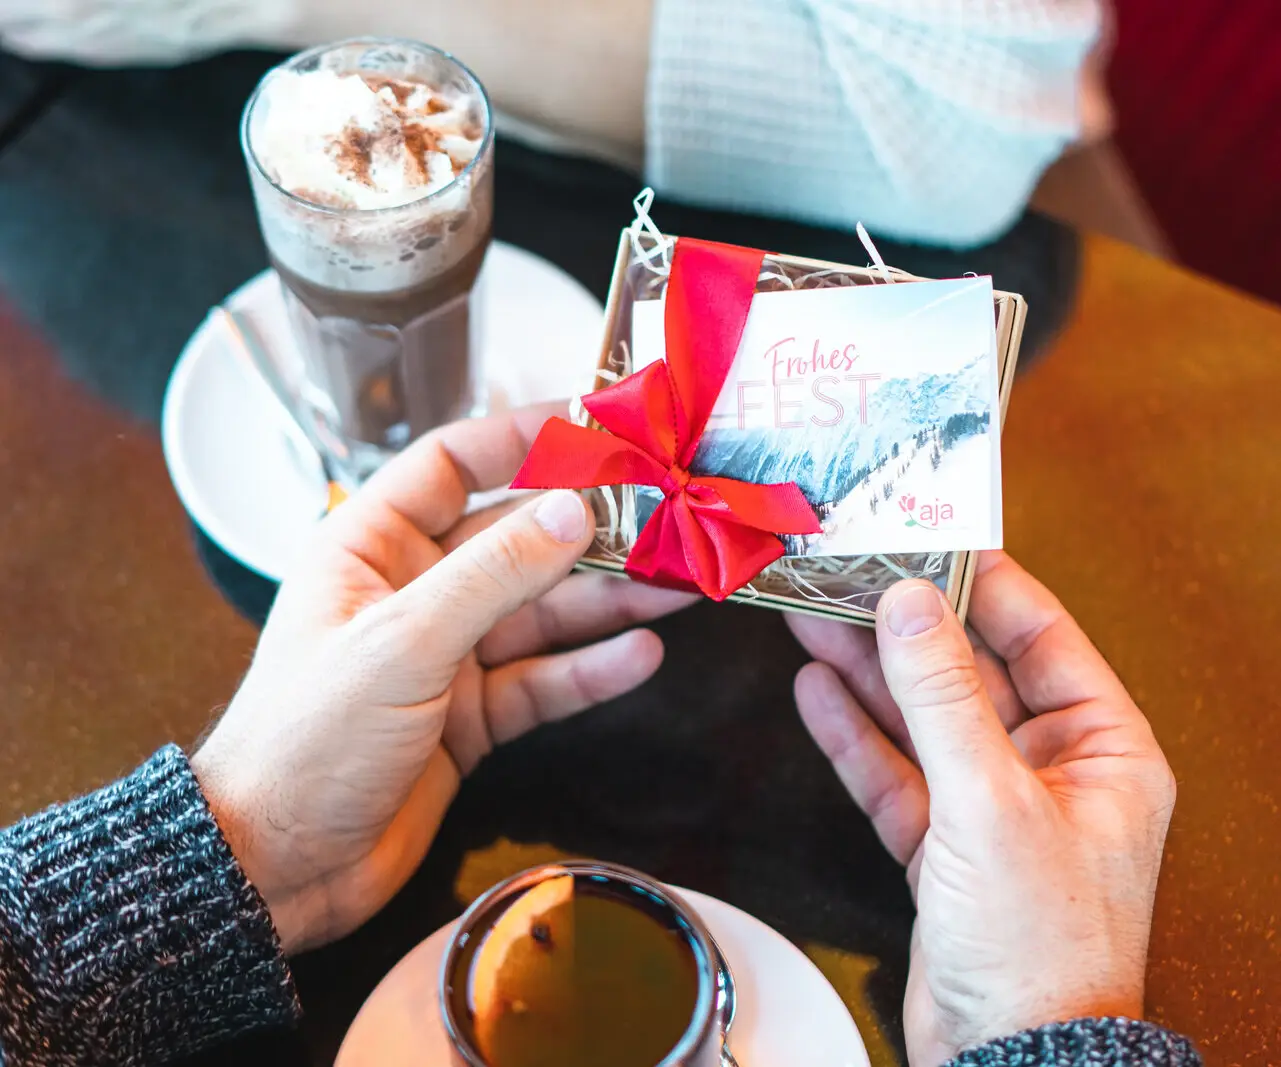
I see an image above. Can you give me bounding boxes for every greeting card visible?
[630,278,1002,557]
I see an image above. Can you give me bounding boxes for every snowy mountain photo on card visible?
[630,277,1004,556]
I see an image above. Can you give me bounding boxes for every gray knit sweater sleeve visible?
[944,1017,1202,1066]
[0,745,300,1067]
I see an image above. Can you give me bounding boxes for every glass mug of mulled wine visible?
[439,861,739,1067]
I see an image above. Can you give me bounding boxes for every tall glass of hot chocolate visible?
[241,38,493,484]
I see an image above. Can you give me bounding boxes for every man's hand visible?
[790,553,1176,1066]
[193,405,693,954]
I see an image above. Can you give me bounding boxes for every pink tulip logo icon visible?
[901,495,953,530]
[900,494,926,528]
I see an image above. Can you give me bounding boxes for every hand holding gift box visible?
[515,193,1027,626]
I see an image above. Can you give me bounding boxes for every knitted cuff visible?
[946,1017,1202,1067]
[0,745,300,1067]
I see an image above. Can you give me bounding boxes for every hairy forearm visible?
[275,0,651,151]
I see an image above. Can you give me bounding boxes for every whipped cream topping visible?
[250,68,483,211]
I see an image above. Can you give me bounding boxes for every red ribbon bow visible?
[511,238,820,600]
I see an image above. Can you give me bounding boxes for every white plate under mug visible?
[162,241,605,581]
[335,886,870,1067]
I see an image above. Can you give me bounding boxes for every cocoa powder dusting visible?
[307,73,479,195]
[402,123,440,177]
[331,124,375,186]
[361,74,418,106]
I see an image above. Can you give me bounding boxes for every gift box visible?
[515,194,1027,627]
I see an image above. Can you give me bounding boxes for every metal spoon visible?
[215,306,356,506]
[713,941,740,1066]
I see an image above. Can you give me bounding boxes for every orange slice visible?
[470,871,574,1024]
[326,482,348,513]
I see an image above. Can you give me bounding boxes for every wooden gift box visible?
[572,230,1027,627]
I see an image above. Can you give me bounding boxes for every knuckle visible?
[498,671,540,742]
[863,776,911,826]
[901,654,985,710]
[527,594,560,646]
[1127,721,1178,812]
[564,656,602,712]
[618,587,655,628]
[472,529,529,597]
[817,721,863,774]
[345,601,411,660]
[1150,757,1178,810]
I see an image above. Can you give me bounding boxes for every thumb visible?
[368,489,593,672]
[876,581,1023,806]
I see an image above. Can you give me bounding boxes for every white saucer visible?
[162,242,605,581]
[335,886,870,1067]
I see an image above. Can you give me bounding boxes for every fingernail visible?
[534,490,588,543]
[885,584,945,638]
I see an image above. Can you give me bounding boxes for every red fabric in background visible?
[1108,1,1281,305]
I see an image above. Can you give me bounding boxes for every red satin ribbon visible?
[510,238,820,600]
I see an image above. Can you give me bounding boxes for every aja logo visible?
[898,494,954,530]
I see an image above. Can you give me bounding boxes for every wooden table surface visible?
[1,233,1278,1064]
[999,236,1281,1061]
